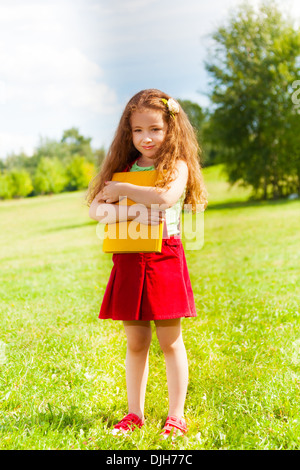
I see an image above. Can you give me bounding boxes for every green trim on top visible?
[130,160,155,172]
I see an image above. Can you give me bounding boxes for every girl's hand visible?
[98,181,123,203]
[95,190,106,204]
[129,204,166,225]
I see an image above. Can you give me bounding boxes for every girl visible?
[86,89,207,438]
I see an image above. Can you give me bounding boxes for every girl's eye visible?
[133,128,162,133]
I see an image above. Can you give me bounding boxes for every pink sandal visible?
[111,413,144,435]
[160,415,187,439]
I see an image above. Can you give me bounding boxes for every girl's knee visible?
[124,322,152,354]
[127,334,152,353]
[155,319,183,354]
[158,334,184,355]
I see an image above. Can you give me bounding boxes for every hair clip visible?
[161,98,180,119]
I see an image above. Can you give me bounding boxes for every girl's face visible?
[130,109,167,160]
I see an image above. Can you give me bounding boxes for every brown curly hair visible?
[84,88,208,211]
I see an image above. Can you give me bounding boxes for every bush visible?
[0,169,33,199]
[0,173,14,199]
[33,157,68,195]
[9,169,33,198]
[65,155,96,191]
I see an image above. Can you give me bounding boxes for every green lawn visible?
[0,165,300,450]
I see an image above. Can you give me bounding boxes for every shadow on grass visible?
[206,197,298,211]
[0,408,117,434]
[41,221,96,233]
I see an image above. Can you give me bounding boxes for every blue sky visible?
[0,0,299,158]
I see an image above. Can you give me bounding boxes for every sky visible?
[0,0,299,159]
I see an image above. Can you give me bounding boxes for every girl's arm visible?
[89,196,165,225]
[89,200,134,224]
[89,193,133,224]
[101,160,188,208]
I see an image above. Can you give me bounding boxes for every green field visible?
[0,164,300,450]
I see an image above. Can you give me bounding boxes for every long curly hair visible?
[84,88,208,211]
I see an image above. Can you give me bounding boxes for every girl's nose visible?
[143,136,152,143]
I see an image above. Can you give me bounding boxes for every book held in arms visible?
[102,170,163,253]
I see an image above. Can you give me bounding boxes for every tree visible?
[177,100,216,166]
[204,0,300,198]
[177,100,205,138]
[33,137,71,167]
[94,146,106,170]
[61,127,94,164]
[0,173,14,199]
[4,151,34,173]
[9,169,33,198]
[0,128,103,199]
[65,155,96,191]
[33,157,68,195]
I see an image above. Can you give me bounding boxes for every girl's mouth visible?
[142,146,154,150]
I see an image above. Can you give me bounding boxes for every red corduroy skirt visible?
[99,236,197,321]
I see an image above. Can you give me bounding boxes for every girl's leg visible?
[154,319,188,418]
[122,320,152,420]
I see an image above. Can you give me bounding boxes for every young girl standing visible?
[86,89,207,438]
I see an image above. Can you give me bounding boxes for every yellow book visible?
[102,170,163,253]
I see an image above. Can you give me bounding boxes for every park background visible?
[0,0,300,450]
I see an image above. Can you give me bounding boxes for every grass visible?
[0,164,300,450]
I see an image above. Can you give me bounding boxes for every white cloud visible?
[0,1,118,115]
[42,80,118,114]
[0,4,55,22]
[0,42,118,114]
[1,44,102,83]
[86,0,159,14]
[0,1,120,157]
[0,132,37,157]
[0,0,299,158]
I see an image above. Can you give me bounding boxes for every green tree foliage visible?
[178,99,221,167]
[177,99,205,139]
[0,173,14,199]
[65,155,96,191]
[9,169,33,198]
[3,151,32,172]
[0,169,33,199]
[0,128,101,199]
[177,100,207,164]
[204,0,300,199]
[61,127,94,164]
[94,146,106,170]
[33,157,68,195]
[34,137,71,167]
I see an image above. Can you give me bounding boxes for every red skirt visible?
[99,236,197,321]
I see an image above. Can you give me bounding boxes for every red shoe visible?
[160,415,187,439]
[111,413,144,436]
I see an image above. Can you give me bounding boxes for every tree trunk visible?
[263,176,267,200]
